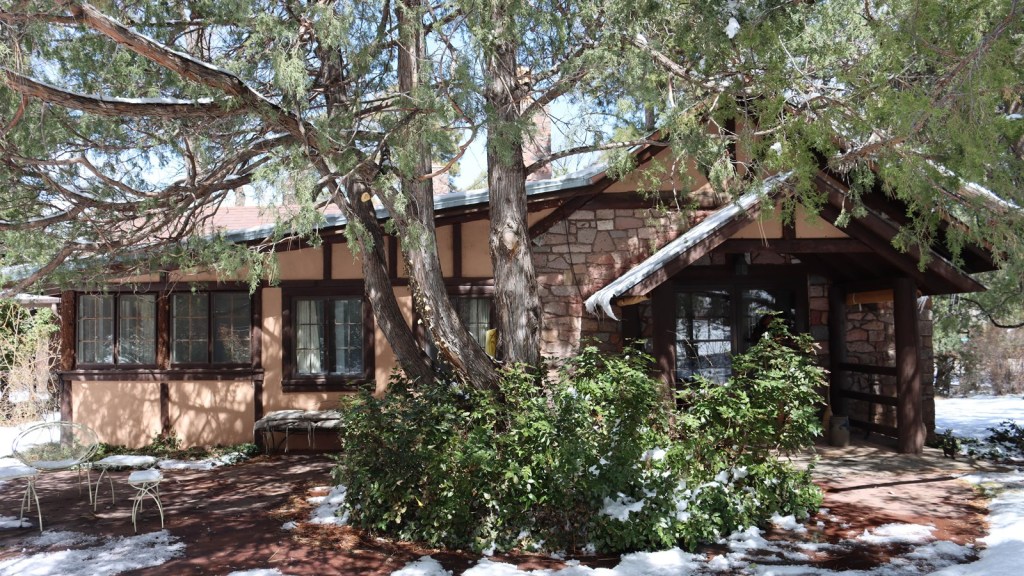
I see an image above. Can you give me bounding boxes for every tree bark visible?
[390,0,500,390]
[483,3,542,367]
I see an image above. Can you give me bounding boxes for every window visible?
[76,294,156,366]
[676,290,733,383]
[675,286,799,383]
[77,295,114,364]
[423,296,493,364]
[292,296,366,377]
[453,296,492,348]
[171,292,251,365]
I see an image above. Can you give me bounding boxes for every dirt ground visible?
[0,439,1003,575]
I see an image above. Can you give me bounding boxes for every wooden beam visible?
[160,382,171,435]
[816,173,986,294]
[651,284,676,390]
[836,362,897,377]
[894,276,925,454]
[717,238,873,254]
[58,291,75,423]
[452,223,463,278]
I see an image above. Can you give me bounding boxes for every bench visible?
[253,410,343,452]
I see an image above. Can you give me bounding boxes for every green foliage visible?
[335,332,823,554]
[949,420,1024,462]
[93,432,259,463]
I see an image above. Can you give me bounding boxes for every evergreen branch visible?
[2,69,243,118]
[525,138,668,175]
[960,297,1024,329]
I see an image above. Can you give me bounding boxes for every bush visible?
[334,321,824,554]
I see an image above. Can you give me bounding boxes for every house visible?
[51,140,997,454]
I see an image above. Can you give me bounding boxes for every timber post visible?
[894,277,924,454]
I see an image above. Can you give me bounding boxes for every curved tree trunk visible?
[385,0,500,390]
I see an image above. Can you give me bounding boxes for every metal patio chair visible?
[11,421,101,530]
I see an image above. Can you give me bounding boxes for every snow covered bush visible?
[334,319,824,554]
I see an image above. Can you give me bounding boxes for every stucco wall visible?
[168,381,254,446]
[72,381,162,447]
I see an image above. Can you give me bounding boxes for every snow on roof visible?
[584,173,791,320]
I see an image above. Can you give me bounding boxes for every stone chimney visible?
[522,105,552,181]
[431,163,451,196]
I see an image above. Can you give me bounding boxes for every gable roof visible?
[585,173,788,319]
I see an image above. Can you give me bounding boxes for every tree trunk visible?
[318,26,434,386]
[389,0,500,390]
[340,182,435,386]
[483,4,542,367]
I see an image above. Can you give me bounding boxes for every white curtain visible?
[296,300,323,374]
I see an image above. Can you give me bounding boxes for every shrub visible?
[334,321,824,554]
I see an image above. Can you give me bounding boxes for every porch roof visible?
[584,170,991,320]
[584,173,789,320]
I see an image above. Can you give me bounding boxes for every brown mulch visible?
[0,443,995,575]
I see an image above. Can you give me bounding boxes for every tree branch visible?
[3,68,242,118]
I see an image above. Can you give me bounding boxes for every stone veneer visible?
[532,206,690,359]
[532,205,936,440]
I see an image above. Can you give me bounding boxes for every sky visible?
[1,396,1022,576]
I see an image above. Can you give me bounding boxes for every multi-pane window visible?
[675,286,799,383]
[453,297,492,348]
[76,295,114,364]
[294,297,364,376]
[171,292,251,365]
[676,290,733,383]
[76,294,155,365]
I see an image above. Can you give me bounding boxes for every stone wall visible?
[532,206,689,360]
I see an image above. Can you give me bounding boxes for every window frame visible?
[168,290,253,368]
[74,293,158,369]
[669,267,808,383]
[281,284,375,392]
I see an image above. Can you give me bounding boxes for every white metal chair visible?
[127,469,164,532]
[0,464,41,531]
[12,421,101,530]
[89,454,158,510]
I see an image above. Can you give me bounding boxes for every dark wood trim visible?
[717,238,873,254]
[160,382,170,435]
[452,223,463,278]
[894,276,924,454]
[670,264,811,284]
[827,283,847,416]
[157,293,170,369]
[59,375,72,423]
[528,191,601,239]
[838,388,899,406]
[388,236,399,280]
[274,279,367,290]
[281,380,371,393]
[59,291,75,372]
[251,287,263,372]
[59,368,261,382]
[253,375,264,425]
[651,283,676,390]
[836,362,897,376]
[816,173,985,295]
[849,418,898,438]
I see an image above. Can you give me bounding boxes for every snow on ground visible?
[3,398,1024,575]
[0,530,184,576]
[934,396,1024,440]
